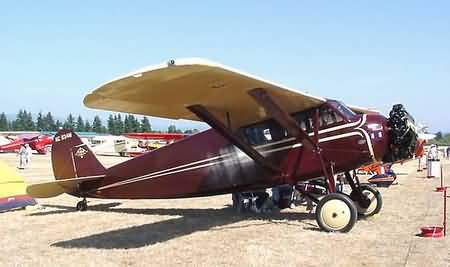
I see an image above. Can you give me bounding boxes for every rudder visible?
[52,129,106,180]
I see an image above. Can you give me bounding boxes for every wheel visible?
[350,185,383,217]
[232,193,245,213]
[316,193,358,233]
[76,200,88,211]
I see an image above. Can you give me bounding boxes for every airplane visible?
[120,132,187,157]
[27,58,418,233]
[89,135,127,156]
[0,133,53,154]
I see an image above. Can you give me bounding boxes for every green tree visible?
[36,112,45,131]
[436,132,443,140]
[168,125,177,133]
[84,120,92,132]
[63,114,75,130]
[131,115,140,132]
[118,114,124,134]
[112,114,124,135]
[92,116,103,133]
[76,115,85,132]
[45,112,56,131]
[0,113,9,131]
[25,111,35,130]
[124,115,131,133]
[140,117,151,132]
[13,110,35,131]
[55,120,63,130]
[107,114,115,134]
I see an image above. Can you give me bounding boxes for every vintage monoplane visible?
[27,58,418,232]
[0,133,53,154]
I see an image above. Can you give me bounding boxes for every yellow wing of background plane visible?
[0,161,37,211]
[0,161,29,198]
[84,58,328,130]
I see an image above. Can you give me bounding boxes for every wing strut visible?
[187,105,279,173]
[248,88,337,188]
[248,88,315,149]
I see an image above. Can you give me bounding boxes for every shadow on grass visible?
[27,202,123,216]
[50,206,316,249]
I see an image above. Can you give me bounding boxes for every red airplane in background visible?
[0,134,53,154]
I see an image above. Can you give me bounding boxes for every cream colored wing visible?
[84,58,326,130]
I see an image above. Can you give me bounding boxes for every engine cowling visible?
[384,104,418,162]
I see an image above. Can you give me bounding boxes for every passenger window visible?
[294,112,313,132]
[320,107,343,127]
[241,120,286,146]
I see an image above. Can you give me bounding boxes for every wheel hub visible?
[320,199,351,230]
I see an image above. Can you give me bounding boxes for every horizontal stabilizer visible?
[26,175,105,198]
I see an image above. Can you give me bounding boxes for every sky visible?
[0,1,449,132]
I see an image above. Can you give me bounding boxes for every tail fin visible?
[52,129,106,180]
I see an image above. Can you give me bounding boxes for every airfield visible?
[0,153,449,267]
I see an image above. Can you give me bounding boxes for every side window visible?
[267,121,287,141]
[241,120,286,146]
[319,107,343,128]
[294,112,313,132]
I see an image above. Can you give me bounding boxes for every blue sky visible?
[0,1,449,131]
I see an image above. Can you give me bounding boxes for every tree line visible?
[0,110,199,135]
[430,131,450,146]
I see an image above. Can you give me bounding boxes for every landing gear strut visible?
[345,171,383,217]
[350,185,383,217]
[76,198,88,211]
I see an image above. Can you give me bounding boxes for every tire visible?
[76,200,88,212]
[316,193,358,233]
[350,186,383,217]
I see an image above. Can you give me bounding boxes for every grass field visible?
[0,153,448,267]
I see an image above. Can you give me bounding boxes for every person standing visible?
[25,144,33,166]
[17,144,27,169]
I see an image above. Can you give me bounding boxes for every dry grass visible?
[0,153,448,267]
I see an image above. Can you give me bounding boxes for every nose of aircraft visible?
[383,104,418,163]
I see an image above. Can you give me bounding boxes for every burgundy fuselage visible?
[87,103,391,199]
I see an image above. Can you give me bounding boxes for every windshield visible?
[328,100,356,121]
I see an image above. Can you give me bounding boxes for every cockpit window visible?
[320,107,343,127]
[328,101,356,121]
[294,111,313,132]
[241,120,287,146]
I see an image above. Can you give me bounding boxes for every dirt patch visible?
[0,153,448,267]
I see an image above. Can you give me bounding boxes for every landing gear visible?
[344,171,383,218]
[76,198,88,211]
[232,192,270,213]
[316,193,358,233]
[350,185,383,217]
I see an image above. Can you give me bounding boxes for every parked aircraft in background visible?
[0,133,53,154]
[119,133,187,157]
[0,136,10,146]
[0,160,36,212]
[416,124,437,141]
[88,135,126,156]
[88,133,187,157]
[27,58,418,233]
